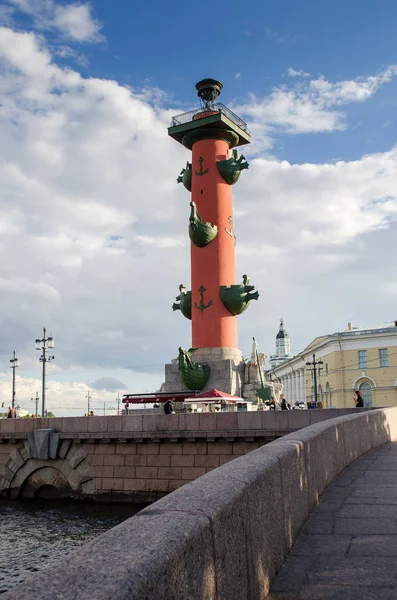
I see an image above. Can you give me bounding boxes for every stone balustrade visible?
[0,409,370,502]
[2,407,393,599]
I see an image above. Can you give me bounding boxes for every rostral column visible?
[168,79,259,394]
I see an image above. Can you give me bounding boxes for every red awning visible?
[194,389,241,400]
[122,393,194,404]
[122,389,242,404]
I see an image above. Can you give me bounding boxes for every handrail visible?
[170,102,250,134]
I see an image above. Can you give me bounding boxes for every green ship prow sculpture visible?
[217,150,249,185]
[176,162,192,191]
[172,284,192,320]
[188,201,218,248]
[220,274,259,316]
[178,347,210,391]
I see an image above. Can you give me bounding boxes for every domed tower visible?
[276,318,291,357]
[270,318,293,368]
[162,79,259,395]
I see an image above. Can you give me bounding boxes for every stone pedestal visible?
[242,383,260,403]
[160,347,245,396]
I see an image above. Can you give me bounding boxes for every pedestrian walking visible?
[280,394,289,410]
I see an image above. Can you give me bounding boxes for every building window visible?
[358,350,367,369]
[359,381,372,408]
[379,348,389,368]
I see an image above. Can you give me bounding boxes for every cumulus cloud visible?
[90,377,128,391]
[6,0,103,42]
[0,374,121,416]
[0,26,397,413]
[235,65,397,151]
[239,149,397,248]
[287,68,310,77]
[0,26,191,403]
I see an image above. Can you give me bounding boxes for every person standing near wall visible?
[164,400,174,415]
[353,390,364,408]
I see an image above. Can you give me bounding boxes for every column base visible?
[159,347,271,403]
[160,347,245,396]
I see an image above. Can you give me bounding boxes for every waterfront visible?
[0,499,144,594]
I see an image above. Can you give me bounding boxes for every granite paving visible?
[269,442,397,599]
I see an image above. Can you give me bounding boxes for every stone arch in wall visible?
[2,434,95,499]
[352,375,377,389]
[21,466,73,499]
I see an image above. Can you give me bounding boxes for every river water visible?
[0,499,144,594]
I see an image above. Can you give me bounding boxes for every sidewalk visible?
[269,442,397,600]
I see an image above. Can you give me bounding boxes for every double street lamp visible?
[306,353,323,405]
[9,351,19,409]
[35,328,55,417]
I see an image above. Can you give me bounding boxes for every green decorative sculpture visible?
[189,202,218,248]
[178,347,210,391]
[220,274,259,316]
[177,162,192,191]
[257,386,272,402]
[217,150,249,185]
[172,284,192,320]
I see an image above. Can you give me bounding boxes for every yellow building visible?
[266,321,397,408]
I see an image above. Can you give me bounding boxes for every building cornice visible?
[267,330,397,377]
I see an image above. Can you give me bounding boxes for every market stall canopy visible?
[122,392,199,405]
[185,389,243,403]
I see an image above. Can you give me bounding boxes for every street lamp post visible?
[305,353,323,405]
[31,392,39,418]
[35,328,55,417]
[9,351,19,409]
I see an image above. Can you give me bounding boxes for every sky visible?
[0,0,396,416]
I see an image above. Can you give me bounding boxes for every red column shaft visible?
[191,138,238,348]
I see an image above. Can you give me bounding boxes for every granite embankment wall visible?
[0,409,364,502]
[3,407,395,600]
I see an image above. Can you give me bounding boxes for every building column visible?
[292,372,297,402]
[281,376,285,398]
[300,369,305,402]
[276,376,280,398]
[285,374,291,400]
[301,368,306,403]
[283,375,288,400]
[297,369,302,402]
